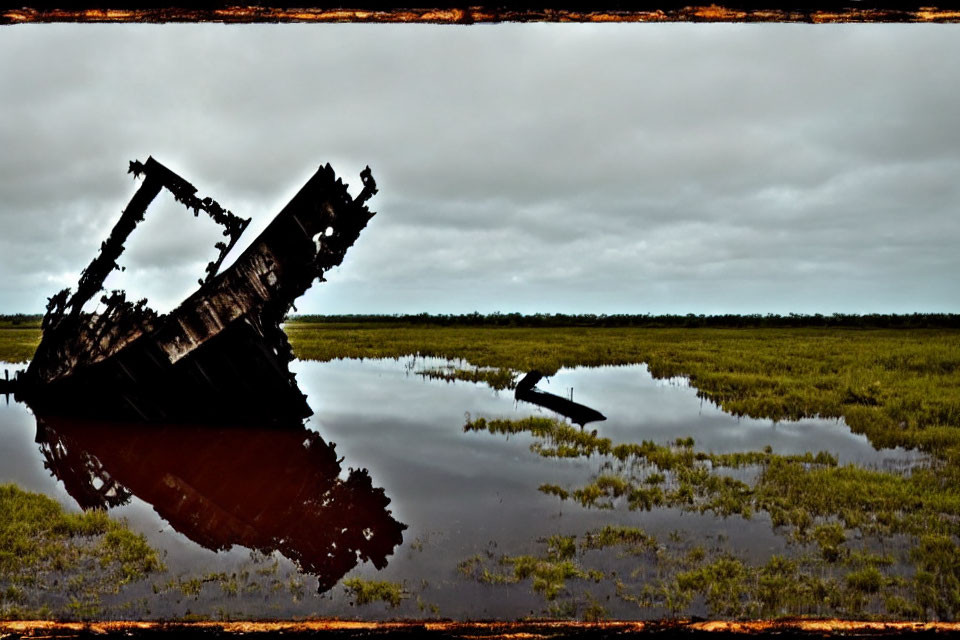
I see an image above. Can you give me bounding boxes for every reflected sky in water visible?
[0,357,922,619]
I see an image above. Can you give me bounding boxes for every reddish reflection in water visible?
[34,416,406,592]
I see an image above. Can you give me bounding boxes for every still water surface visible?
[0,357,919,619]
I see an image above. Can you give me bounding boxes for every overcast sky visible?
[1,23,958,315]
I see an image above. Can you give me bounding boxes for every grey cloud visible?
[1,23,959,315]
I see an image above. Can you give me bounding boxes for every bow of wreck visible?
[15,157,378,424]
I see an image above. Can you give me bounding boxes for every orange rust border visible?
[2,0,959,636]
[3,619,960,637]
[4,5,960,23]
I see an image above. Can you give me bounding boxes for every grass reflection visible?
[462,414,960,620]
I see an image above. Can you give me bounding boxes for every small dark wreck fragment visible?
[16,157,377,424]
[515,370,607,427]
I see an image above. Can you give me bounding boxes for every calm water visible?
[0,358,921,620]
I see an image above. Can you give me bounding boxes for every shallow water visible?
[0,358,922,620]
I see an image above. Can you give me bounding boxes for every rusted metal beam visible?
[127,158,251,288]
[63,171,163,325]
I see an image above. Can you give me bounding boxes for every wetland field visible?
[2,317,960,622]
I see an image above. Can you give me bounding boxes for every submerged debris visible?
[16,157,378,423]
[515,370,607,427]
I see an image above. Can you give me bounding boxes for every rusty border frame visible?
[3,1,960,23]
[4,619,960,636]
[2,1,958,635]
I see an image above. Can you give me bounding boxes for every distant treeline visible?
[288,313,960,329]
[5,312,960,329]
[0,314,41,327]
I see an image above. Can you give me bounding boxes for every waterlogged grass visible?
[464,416,835,468]
[458,541,603,602]
[341,578,407,608]
[465,415,960,539]
[7,323,960,463]
[462,416,960,619]
[155,569,290,601]
[5,322,960,619]
[144,552,442,620]
[417,366,518,391]
[459,523,939,620]
[1,486,317,620]
[283,324,960,464]
[0,484,163,620]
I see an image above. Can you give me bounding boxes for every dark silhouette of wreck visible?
[35,415,406,593]
[13,157,377,424]
[514,370,606,427]
[7,159,406,590]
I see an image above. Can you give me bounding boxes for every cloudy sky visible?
[1,23,958,315]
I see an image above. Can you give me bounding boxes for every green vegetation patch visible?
[6,321,960,620]
[462,415,960,619]
[459,525,932,621]
[341,577,407,608]
[8,323,960,464]
[0,483,163,619]
[465,415,959,540]
[417,366,518,390]
[281,323,960,467]
[458,553,601,602]
[582,525,659,554]
[0,327,41,364]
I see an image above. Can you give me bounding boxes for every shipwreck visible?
[514,370,607,427]
[13,157,378,423]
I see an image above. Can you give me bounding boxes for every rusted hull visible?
[24,318,311,423]
[17,158,377,423]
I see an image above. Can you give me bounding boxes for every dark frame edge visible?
[4,2,960,24]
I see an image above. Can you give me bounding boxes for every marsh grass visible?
[465,414,960,539]
[143,550,330,619]
[417,366,517,390]
[4,322,960,619]
[341,578,407,608]
[459,523,931,621]
[282,324,960,464]
[462,415,960,619]
[0,484,163,619]
[0,327,41,364]
[7,322,960,464]
[457,546,602,602]
[293,322,960,618]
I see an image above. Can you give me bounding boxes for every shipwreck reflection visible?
[34,415,406,592]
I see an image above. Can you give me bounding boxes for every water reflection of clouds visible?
[0,357,927,619]
[539,362,921,465]
[298,357,923,473]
